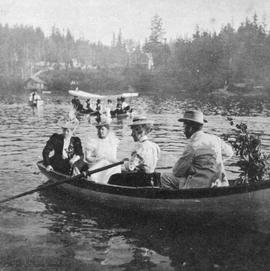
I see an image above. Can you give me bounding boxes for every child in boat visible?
[84,116,120,184]
[42,121,84,175]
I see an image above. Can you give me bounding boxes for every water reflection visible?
[38,188,270,270]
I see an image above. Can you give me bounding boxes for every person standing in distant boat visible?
[42,121,84,175]
[160,110,234,190]
[29,89,41,105]
[105,99,113,118]
[95,99,103,122]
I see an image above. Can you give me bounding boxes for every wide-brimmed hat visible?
[128,116,154,127]
[178,110,207,125]
[95,116,112,128]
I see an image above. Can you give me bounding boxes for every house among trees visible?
[25,76,47,91]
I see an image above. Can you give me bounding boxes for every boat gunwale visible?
[37,161,270,200]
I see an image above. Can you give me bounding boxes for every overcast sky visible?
[0,0,270,44]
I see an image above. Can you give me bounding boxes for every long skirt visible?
[50,156,85,175]
[87,159,121,184]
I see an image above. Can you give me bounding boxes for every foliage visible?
[223,118,270,184]
[1,14,270,94]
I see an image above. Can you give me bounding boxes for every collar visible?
[190,130,204,141]
[139,135,148,143]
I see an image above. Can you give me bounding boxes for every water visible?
[1,90,270,270]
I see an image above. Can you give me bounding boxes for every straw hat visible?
[128,116,154,127]
[178,110,207,125]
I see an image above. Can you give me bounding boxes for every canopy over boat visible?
[68,89,139,99]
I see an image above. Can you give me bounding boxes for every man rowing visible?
[160,110,233,189]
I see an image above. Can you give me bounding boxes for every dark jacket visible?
[42,133,83,167]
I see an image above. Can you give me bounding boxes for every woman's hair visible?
[97,124,110,130]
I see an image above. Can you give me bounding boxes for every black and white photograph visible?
[0,0,270,270]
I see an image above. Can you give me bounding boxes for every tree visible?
[149,14,165,43]
[143,14,170,68]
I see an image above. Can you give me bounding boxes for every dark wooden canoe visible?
[37,161,270,228]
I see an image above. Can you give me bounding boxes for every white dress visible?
[84,132,120,184]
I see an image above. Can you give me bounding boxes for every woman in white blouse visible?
[84,117,120,183]
[124,116,160,173]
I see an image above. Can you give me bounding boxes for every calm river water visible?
[1,90,270,270]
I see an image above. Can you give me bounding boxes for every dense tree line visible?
[1,14,270,93]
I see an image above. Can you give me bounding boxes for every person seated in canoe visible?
[84,116,121,183]
[71,96,83,112]
[159,110,234,190]
[29,89,41,105]
[112,97,122,116]
[108,116,161,187]
[120,96,130,112]
[80,98,94,114]
[42,121,84,175]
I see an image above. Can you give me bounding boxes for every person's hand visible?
[46,165,53,172]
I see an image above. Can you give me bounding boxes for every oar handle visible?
[0,160,126,204]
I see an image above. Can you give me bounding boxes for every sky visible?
[0,0,270,45]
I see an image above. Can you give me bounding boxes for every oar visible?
[156,166,172,170]
[156,166,240,173]
[0,160,125,204]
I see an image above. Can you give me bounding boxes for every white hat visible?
[178,110,207,125]
[128,116,154,127]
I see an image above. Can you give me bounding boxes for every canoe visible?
[37,161,270,229]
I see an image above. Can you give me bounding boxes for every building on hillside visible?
[25,76,47,91]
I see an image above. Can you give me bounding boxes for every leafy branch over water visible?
[223,118,270,185]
